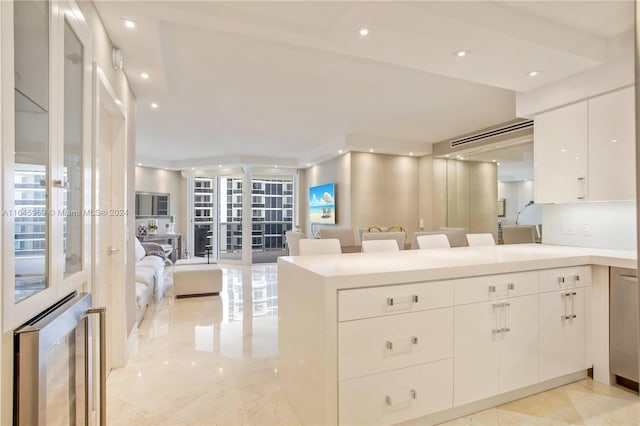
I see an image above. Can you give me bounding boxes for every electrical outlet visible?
[561,223,575,234]
[582,223,592,235]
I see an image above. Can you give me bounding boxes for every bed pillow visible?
[134,238,146,261]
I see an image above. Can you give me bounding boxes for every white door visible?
[93,71,127,372]
[454,301,500,406]
[534,102,588,203]
[499,294,538,393]
[565,287,589,374]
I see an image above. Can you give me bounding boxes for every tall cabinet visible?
[534,86,635,203]
[2,0,92,329]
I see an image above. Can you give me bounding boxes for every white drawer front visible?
[338,280,454,322]
[339,308,453,379]
[455,271,538,305]
[539,266,591,293]
[339,359,453,426]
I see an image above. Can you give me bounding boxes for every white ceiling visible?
[93,1,633,170]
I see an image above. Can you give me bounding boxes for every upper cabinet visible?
[588,87,635,201]
[2,0,93,329]
[534,86,636,204]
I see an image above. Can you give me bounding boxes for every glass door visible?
[217,176,243,260]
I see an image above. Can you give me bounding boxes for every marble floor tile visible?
[109,263,640,426]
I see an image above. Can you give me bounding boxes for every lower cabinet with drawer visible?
[339,359,453,425]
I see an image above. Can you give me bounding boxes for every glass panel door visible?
[218,176,243,260]
[251,176,293,263]
[62,19,83,278]
[14,0,50,302]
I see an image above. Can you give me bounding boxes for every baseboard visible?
[398,370,588,426]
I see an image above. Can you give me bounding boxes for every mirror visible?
[135,192,170,217]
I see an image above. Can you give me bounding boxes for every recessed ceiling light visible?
[492,159,496,162]
[164,168,168,170]
[409,152,414,156]
[115,100,122,106]
[140,72,149,79]
[561,148,566,152]
[454,50,470,57]
[497,162,501,165]
[306,163,311,167]
[218,164,222,168]
[528,70,540,77]
[369,149,374,153]
[359,28,369,36]
[122,19,137,29]
[191,167,194,170]
[274,165,278,168]
[445,154,450,158]
[136,163,142,166]
[151,103,158,108]
[575,156,580,160]
[612,139,618,143]
[338,149,344,154]
[460,156,464,160]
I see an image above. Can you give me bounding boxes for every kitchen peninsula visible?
[277,244,636,425]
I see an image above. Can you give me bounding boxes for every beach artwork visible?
[309,182,335,224]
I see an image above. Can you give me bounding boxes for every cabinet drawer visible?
[339,359,453,425]
[338,280,454,322]
[539,266,591,293]
[455,271,538,305]
[339,308,453,379]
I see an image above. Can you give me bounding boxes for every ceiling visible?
[93,1,634,170]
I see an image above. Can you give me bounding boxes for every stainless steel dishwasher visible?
[610,267,638,390]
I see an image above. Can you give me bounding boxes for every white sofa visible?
[134,238,167,324]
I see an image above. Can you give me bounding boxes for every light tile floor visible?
[108,264,640,425]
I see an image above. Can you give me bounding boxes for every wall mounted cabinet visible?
[534,86,635,203]
[2,0,93,329]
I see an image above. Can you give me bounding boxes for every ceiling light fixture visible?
[140,72,149,79]
[306,163,311,167]
[123,19,137,29]
[492,159,496,162]
[454,50,470,57]
[445,154,450,158]
[460,156,464,160]
[151,103,158,108]
[409,152,414,156]
[338,149,344,154]
[136,163,142,166]
[359,28,369,36]
[274,165,278,168]
[612,139,618,143]
[218,164,222,168]
[561,148,566,152]
[191,167,194,170]
[528,70,540,77]
[497,162,501,165]
[369,149,374,153]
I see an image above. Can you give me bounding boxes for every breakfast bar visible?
[277,244,636,425]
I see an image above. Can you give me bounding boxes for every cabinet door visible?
[538,291,566,382]
[534,102,588,203]
[453,301,499,406]
[499,295,538,393]
[565,287,589,374]
[588,86,635,201]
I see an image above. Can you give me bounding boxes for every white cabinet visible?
[454,294,538,406]
[588,86,635,201]
[534,86,635,203]
[539,267,592,382]
[534,102,588,204]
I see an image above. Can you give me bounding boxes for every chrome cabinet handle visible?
[386,295,419,306]
[489,285,496,293]
[577,177,586,200]
[507,283,515,290]
[86,307,107,426]
[561,292,569,320]
[385,336,419,351]
[107,246,120,255]
[386,390,417,406]
[490,283,514,294]
[492,302,503,333]
[570,291,577,319]
[503,302,511,332]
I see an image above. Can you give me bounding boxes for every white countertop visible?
[278,244,637,289]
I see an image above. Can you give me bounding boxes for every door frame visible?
[92,65,127,368]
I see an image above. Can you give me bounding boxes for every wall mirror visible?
[135,192,170,217]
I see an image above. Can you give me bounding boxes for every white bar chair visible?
[361,239,400,253]
[466,233,496,247]
[299,239,342,256]
[417,234,450,249]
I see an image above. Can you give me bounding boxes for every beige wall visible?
[303,153,352,237]
[350,152,420,240]
[78,0,138,336]
[135,166,186,236]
